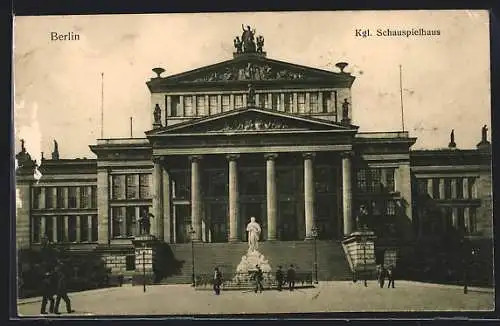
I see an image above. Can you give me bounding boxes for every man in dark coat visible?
[377,265,386,288]
[287,264,296,291]
[386,265,395,289]
[54,266,74,314]
[40,271,55,314]
[213,267,223,295]
[254,265,263,293]
[275,266,284,291]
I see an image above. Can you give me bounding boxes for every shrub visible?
[18,244,112,298]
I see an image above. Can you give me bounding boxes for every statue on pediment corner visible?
[154,104,161,124]
[256,35,264,53]
[481,124,488,143]
[342,99,350,120]
[247,84,256,106]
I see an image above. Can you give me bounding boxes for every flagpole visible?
[399,65,405,132]
[101,72,104,138]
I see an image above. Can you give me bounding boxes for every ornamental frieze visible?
[188,62,306,82]
[209,117,295,132]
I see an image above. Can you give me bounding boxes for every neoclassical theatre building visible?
[15,31,493,282]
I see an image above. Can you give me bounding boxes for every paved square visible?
[16,281,494,317]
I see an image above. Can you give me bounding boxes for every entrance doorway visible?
[208,203,228,243]
[279,201,298,241]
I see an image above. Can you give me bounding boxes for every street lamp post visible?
[311,226,319,284]
[189,225,196,287]
[142,242,146,293]
[361,232,368,287]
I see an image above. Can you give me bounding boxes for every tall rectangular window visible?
[126,174,138,199]
[386,168,395,192]
[112,207,125,238]
[234,94,244,109]
[469,207,477,233]
[170,96,180,117]
[417,179,427,195]
[468,177,476,198]
[32,216,41,243]
[432,178,440,199]
[284,93,293,112]
[209,95,218,115]
[297,93,306,113]
[272,93,281,110]
[139,174,151,199]
[45,187,54,209]
[196,96,206,116]
[91,186,97,208]
[68,187,77,208]
[32,187,41,209]
[68,216,77,242]
[80,216,89,242]
[56,216,65,242]
[45,216,53,242]
[172,170,190,199]
[322,91,330,113]
[444,178,452,199]
[309,92,319,112]
[356,169,368,192]
[91,215,98,242]
[456,178,464,199]
[126,207,137,237]
[112,175,125,200]
[222,95,230,112]
[56,187,64,208]
[184,96,194,116]
[80,186,89,208]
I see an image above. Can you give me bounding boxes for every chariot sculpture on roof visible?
[234,25,265,54]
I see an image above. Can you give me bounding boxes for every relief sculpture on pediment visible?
[191,63,305,82]
[212,117,291,132]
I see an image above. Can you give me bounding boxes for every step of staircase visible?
[159,240,351,284]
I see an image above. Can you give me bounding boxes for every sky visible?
[13,10,491,161]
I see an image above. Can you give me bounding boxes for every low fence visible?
[195,272,314,290]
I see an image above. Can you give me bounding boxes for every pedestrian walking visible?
[54,265,74,314]
[40,271,55,314]
[275,266,284,291]
[287,264,296,291]
[213,267,223,295]
[254,265,263,293]
[386,265,395,289]
[377,265,386,288]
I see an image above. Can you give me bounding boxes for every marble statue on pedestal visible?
[233,217,273,284]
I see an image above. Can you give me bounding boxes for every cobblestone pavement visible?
[16,281,494,317]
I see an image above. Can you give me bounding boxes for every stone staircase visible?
[160,240,351,284]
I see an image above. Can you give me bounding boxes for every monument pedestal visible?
[233,250,274,285]
[342,230,377,276]
[132,234,158,285]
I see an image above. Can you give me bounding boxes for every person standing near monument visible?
[246,217,261,253]
[213,267,223,295]
[254,265,264,293]
[53,264,74,314]
[40,271,55,314]
[287,264,296,291]
[275,266,284,291]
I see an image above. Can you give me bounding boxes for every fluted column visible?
[151,157,164,239]
[190,155,203,242]
[228,154,240,242]
[265,153,278,241]
[342,151,353,236]
[303,152,315,240]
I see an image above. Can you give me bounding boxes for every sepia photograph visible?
[13,10,493,317]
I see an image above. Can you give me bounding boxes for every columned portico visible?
[303,152,315,240]
[341,151,353,236]
[228,154,241,242]
[189,155,203,242]
[265,153,278,240]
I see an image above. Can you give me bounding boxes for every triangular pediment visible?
[147,108,357,136]
[147,54,354,87]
